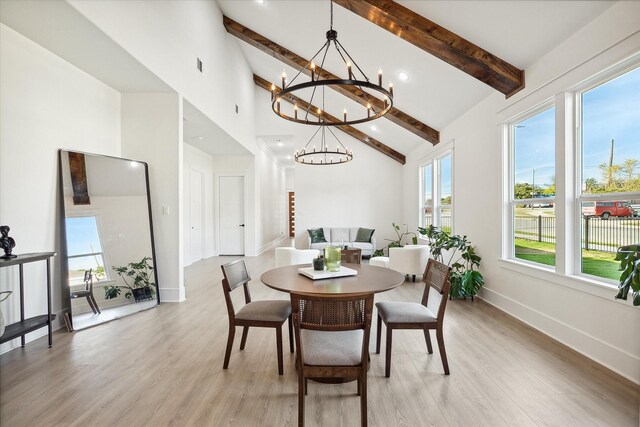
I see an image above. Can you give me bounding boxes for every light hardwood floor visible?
[1,249,638,426]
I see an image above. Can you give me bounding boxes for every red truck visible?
[581,201,637,219]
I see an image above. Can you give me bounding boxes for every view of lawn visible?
[515,239,620,280]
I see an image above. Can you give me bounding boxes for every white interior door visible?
[219,176,245,255]
[189,169,204,263]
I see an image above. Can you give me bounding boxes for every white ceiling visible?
[61,151,148,198]
[218,0,614,159]
[0,0,172,93]
[183,100,251,156]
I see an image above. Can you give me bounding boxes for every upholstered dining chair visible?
[375,258,451,377]
[70,269,101,315]
[290,291,374,427]
[221,259,293,375]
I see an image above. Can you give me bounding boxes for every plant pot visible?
[132,287,153,303]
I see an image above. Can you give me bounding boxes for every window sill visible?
[497,258,632,306]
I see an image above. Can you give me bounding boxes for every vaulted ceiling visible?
[217,0,614,164]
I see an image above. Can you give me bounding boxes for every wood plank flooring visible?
[1,248,638,426]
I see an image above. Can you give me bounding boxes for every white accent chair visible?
[388,245,430,282]
[275,247,321,268]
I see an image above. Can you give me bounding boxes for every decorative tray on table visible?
[298,266,358,280]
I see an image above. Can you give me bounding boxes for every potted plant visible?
[373,223,418,257]
[418,225,484,300]
[104,256,156,302]
[614,244,640,306]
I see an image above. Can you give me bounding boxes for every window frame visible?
[419,147,454,233]
[506,100,557,267]
[573,62,640,283]
[65,213,110,284]
[502,54,640,290]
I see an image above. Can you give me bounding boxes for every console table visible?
[0,252,56,347]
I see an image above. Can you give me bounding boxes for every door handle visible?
[239,224,245,227]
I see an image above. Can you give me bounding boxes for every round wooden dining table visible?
[260,263,405,295]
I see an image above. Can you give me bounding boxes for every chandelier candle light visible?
[271,0,394,165]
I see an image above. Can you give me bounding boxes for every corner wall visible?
[121,93,184,302]
[0,24,121,351]
[403,2,640,383]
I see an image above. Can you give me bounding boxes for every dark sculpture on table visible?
[0,225,17,259]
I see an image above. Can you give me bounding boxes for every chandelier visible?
[293,126,353,165]
[270,1,394,165]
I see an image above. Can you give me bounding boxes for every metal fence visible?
[423,215,452,232]
[515,215,640,252]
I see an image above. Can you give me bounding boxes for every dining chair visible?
[290,291,374,427]
[341,248,362,264]
[221,259,293,375]
[70,269,101,315]
[375,258,451,377]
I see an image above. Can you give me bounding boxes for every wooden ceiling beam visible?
[254,74,406,165]
[333,0,525,98]
[224,15,439,145]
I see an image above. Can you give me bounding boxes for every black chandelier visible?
[294,126,353,165]
[270,0,393,129]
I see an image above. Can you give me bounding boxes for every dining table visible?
[260,263,405,295]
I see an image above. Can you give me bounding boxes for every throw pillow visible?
[355,227,375,243]
[308,228,327,244]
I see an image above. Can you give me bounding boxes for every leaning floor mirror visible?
[59,150,159,331]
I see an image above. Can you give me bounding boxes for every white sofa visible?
[307,227,376,257]
[275,247,320,267]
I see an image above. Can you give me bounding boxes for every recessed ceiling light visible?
[286,155,292,160]
[256,0,265,4]
[276,140,283,146]
[397,72,409,81]
[370,125,377,131]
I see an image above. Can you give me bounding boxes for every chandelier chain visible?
[330,0,333,31]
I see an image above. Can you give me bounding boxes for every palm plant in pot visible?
[418,225,484,299]
[104,256,156,302]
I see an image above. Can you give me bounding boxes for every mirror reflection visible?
[60,150,159,330]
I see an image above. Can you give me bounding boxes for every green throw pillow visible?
[355,227,375,243]
[308,228,327,244]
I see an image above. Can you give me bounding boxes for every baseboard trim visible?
[479,287,640,385]
[159,287,185,303]
[256,235,288,256]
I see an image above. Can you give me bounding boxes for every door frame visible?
[214,173,248,256]
[188,167,205,264]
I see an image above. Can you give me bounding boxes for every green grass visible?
[515,239,620,280]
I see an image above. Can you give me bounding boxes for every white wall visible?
[403,2,640,383]
[183,143,214,266]
[253,87,404,249]
[0,24,121,351]
[254,147,287,253]
[121,93,184,302]
[69,0,258,155]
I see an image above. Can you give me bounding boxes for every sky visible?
[65,216,104,271]
[422,152,452,204]
[515,66,639,190]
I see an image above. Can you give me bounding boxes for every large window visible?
[577,66,640,281]
[505,61,640,286]
[509,106,556,266]
[420,151,453,233]
[66,216,107,285]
